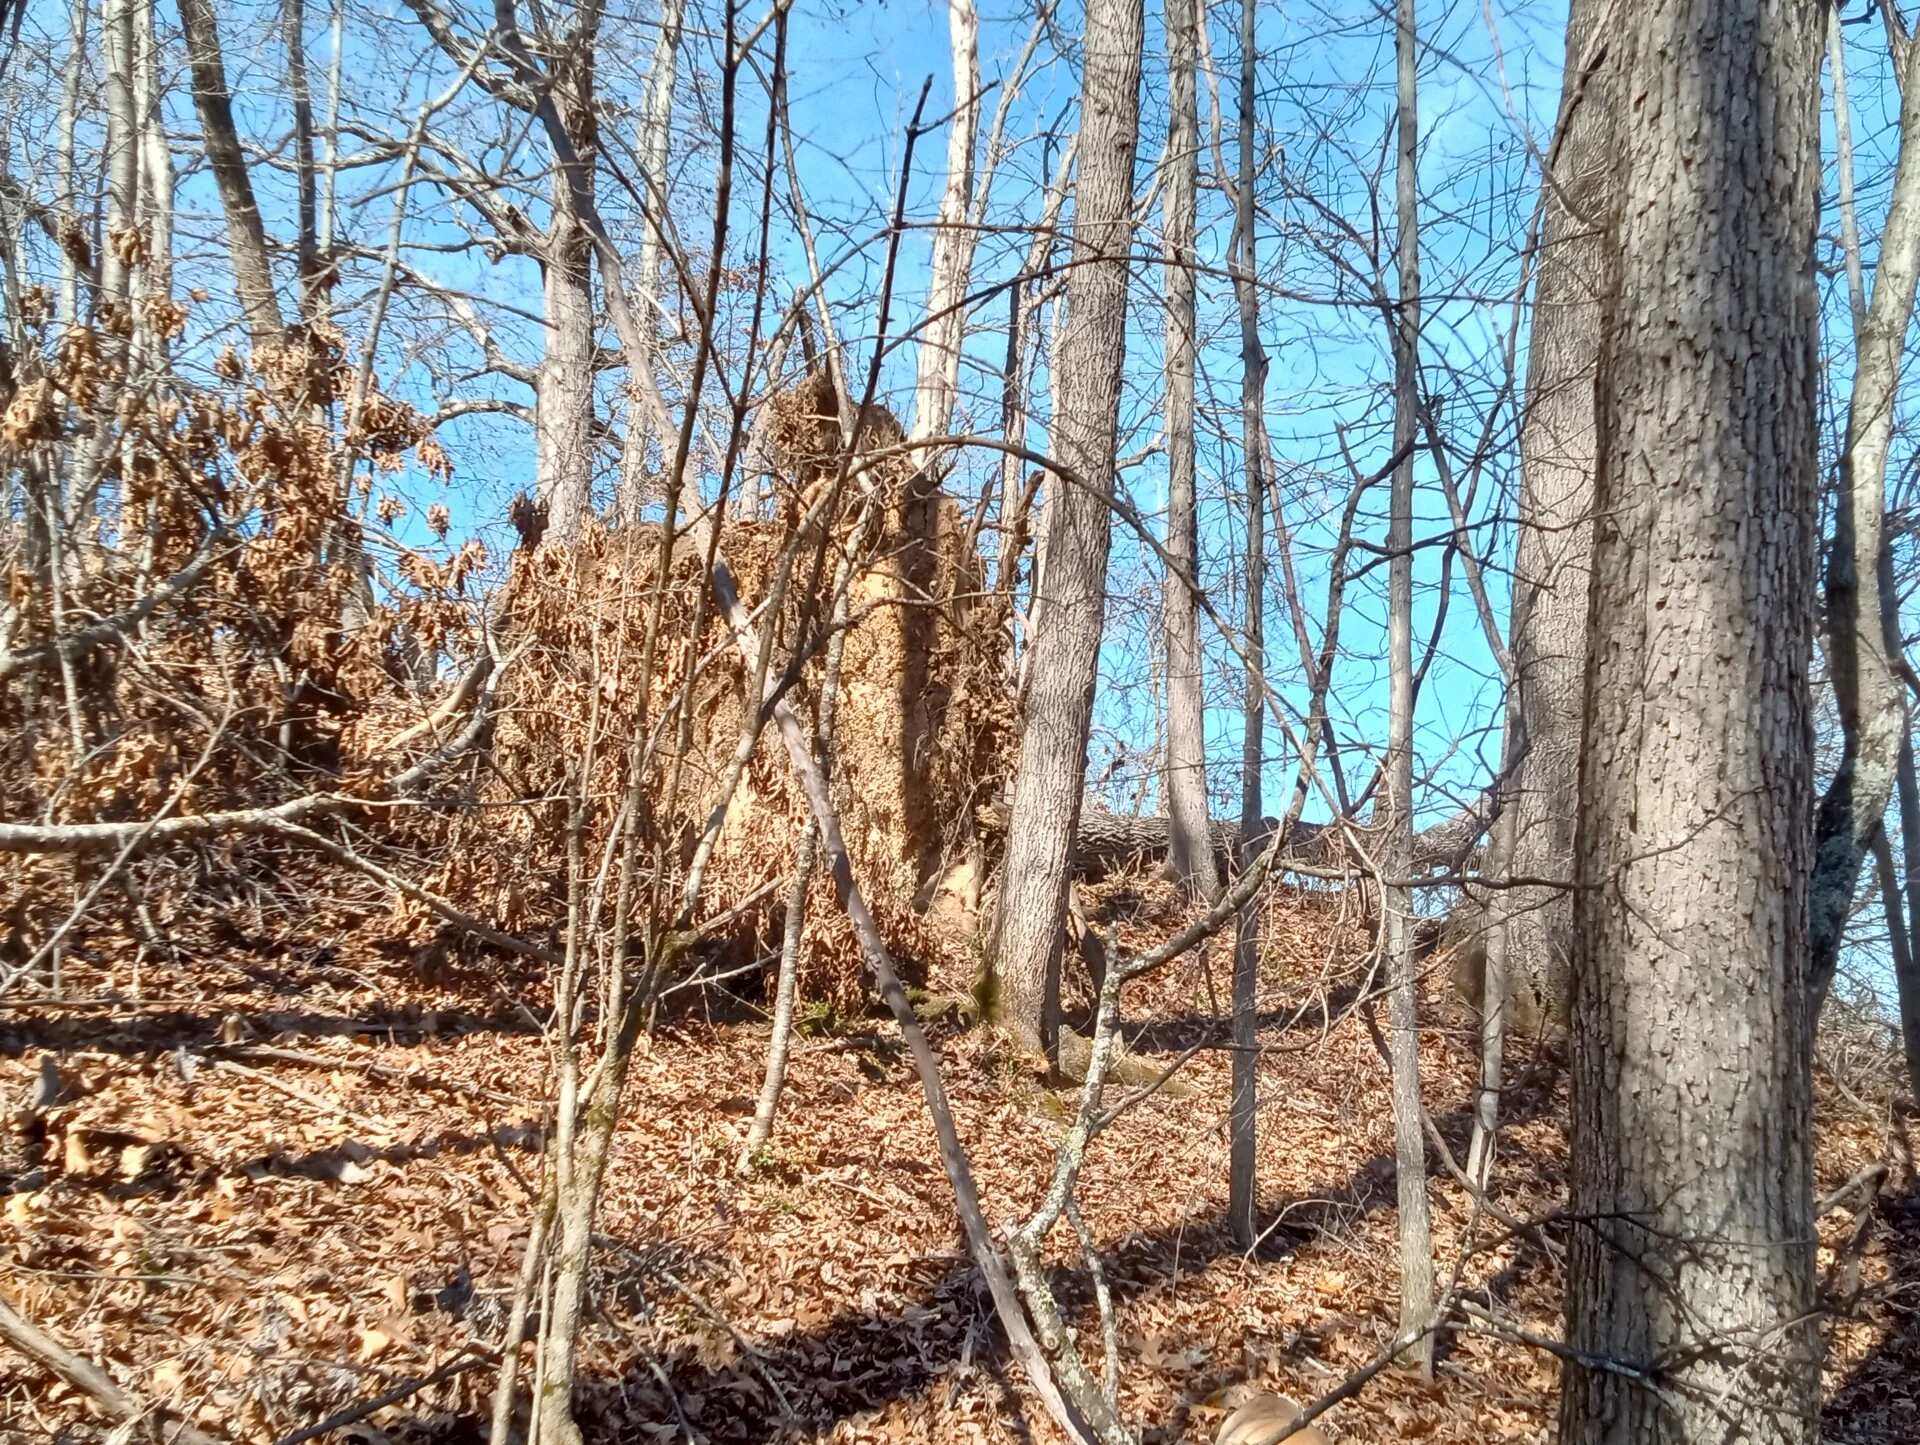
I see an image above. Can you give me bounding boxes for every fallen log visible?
[976,802,1486,880]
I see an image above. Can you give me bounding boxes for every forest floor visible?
[2,872,1916,1444]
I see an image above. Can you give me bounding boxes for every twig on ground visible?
[269,1350,491,1445]
[0,1288,221,1445]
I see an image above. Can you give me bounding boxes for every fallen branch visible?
[0,1288,221,1445]
[214,1042,532,1108]
[270,1350,491,1445]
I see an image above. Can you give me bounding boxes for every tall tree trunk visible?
[1384,0,1435,1374]
[1160,0,1216,902]
[909,0,981,458]
[177,0,285,348]
[57,0,87,327]
[1501,0,1610,1032]
[135,0,172,306]
[1226,0,1264,1249]
[1560,3,1824,1441]
[100,0,138,310]
[536,37,601,545]
[1809,26,1920,1015]
[991,0,1144,1056]
[284,0,322,320]
[615,0,685,524]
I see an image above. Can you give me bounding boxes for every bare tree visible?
[1382,0,1435,1375]
[177,0,285,347]
[1226,0,1265,1250]
[909,0,981,458]
[1561,2,1824,1441]
[992,0,1146,1056]
[1498,0,1610,1032]
[615,0,687,523]
[1157,0,1214,897]
[1810,18,1920,1013]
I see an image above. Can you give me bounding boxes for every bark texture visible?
[1501,0,1610,1030]
[992,0,1144,1054]
[1561,3,1823,1441]
[177,0,285,347]
[536,29,601,545]
[1159,0,1216,900]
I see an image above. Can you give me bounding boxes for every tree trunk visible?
[1809,25,1920,1015]
[1384,0,1434,1375]
[1226,0,1264,1250]
[1160,0,1216,903]
[135,0,172,306]
[284,0,322,320]
[536,41,601,546]
[57,0,86,327]
[615,0,685,524]
[177,0,285,349]
[1501,0,1610,1032]
[909,0,981,459]
[100,0,138,310]
[991,0,1144,1056]
[1560,2,1824,1441]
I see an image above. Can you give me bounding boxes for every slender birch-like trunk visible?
[1384,0,1435,1374]
[57,0,88,327]
[909,0,981,461]
[99,0,138,310]
[616,0,686,523]
[1160,0,1217,901]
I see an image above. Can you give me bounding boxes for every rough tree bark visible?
[1499,0,1610,1031]
[1159,0,1215,901]
[1560,2,1824,1441]
[991,0,1144,1057]
[535,15,602,545]
[177,0,285,348]
[1809,23,1920,1014]
[1384,0,1435,1374]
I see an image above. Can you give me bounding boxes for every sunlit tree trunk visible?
[536,29,602,545]
[992,0,1144,1056]
[1160,0,1217,902]
[1561,3,1824,1441]
[615,0,686,523]
[178,0,285,348]
[1501,0,1610,1031]
[283,0,323,320]
[1810,24,1920,1014]
[100,0,138,311]
[1384,0,1435,1373]
[909,0,981,459]
[56,0,88,327]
